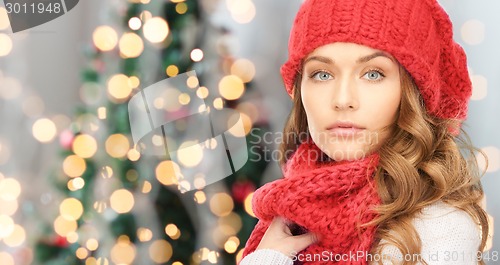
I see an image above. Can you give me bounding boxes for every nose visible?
[331,77,359,111]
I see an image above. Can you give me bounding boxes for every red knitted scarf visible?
[241,140,381,264]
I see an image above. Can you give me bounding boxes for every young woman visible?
[238,0,490,264]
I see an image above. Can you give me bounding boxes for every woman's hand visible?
[256,216,320,258]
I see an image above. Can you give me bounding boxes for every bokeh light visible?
[72,134,98,158]
[149,240,173,263]
[93,26,118,51]
[53,215,77,237]
[107,74,132,101]
[119,32,144,58]
[0,7,10,30]
[177,141,203,167]
[0,252,14,265]
[128,17,142,30]
[155,160,181,185]
[60,198,84,221]
[231,59,256,83]
[244,192,255,217]
[63,155,87,178]
[0,178,21,201]
[3,224,26,247]
[190,48,204,62]
[105,134,130,158]
[32,118,57,143]
[143,17,170,43]
[0,34,13,57]
[0,214,14,238]
[110,238,136,264]
[209,193,234,217]
[166,65,179,77]
[219,75,244,100]
[110,189,135,214]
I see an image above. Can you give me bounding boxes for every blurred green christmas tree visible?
[34,1,272,265]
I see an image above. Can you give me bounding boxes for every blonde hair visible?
[279,64,489,264]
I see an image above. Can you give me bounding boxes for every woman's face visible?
[300,42,401,161]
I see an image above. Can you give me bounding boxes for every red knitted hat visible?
[281,0,472,122]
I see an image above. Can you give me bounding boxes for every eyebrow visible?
[303,51,395,66]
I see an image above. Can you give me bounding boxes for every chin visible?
[320,143,371,161]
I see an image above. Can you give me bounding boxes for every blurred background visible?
[0,0,498,264]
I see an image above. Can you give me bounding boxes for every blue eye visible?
[311,71,332,81]
[363,70,385,81]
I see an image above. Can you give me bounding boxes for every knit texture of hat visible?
[281,0,472,122]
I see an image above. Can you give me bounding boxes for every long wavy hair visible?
[279,64,490,264]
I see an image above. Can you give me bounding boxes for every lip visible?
[326,121,365,137]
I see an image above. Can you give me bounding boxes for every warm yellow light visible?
[97,107,106,119]
[207,250,219,263]
[235,248,245,264]
[92,26,118,52]
[119,33,144,58]
[165,223,178,237]
[105,134,130,158]
[4,224,26,247]
[127,148,141,161]
[60,198,84,221]
[219,75,244,100]
[67,231,79,243]
[209,193,234,217]
[110,189,135,214]
[193,175,206,189]
[0,198,18,216]
[0,214,14,238]
[190,48,204,62]
[172,262,183,265]
[149,240,172,263]
[86,238,99,251]
[72,134,97,158]
[76,247,89,259]
[107,74,132,101]
[54,215,78,237]
[228,0,256,24]
[128,17,142,30]
[32,118,57,143]
[68,177,85,191]
[141,180,152,193]
[0,8,10,30]
[231,59,255,83]
[178,141,203,168]
[224,236,240,254]
[63,155,87,178]
[213,97,224,110]
[143,17,169,43]
[228,112,252,137]
[0,34,13,57]
[194,191,206,204]
[244,192,255,217]
[186,76,199,89]
[166,65,179,77]
[0,252,14,265]
[155,160,181,185]
[110,240,136,264]
[178,93,190,105]
[0,178,21,201]
[196,86,209,99]
[137,227,153,242]
[176,2,188,14]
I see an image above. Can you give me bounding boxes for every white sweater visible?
[240,201,481,265]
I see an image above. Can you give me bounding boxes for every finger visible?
[290,232,319,252]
